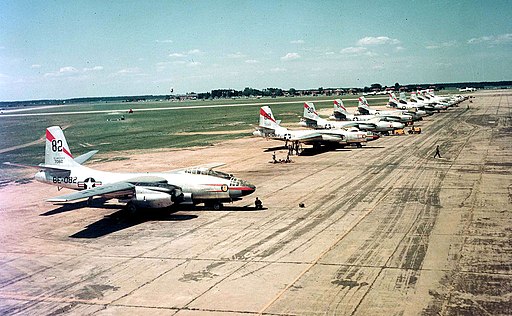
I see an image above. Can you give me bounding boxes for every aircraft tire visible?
[126,201,138,214]
[213,202,223,211]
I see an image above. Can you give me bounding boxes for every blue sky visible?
[0,0,511,100]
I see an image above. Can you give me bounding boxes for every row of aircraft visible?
[7,90,467,213]
[253,89,467,150]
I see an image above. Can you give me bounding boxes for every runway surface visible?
[0,91,510,315]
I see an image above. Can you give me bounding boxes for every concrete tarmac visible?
[0,91,510,315]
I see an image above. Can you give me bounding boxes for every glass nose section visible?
[230,177,256,196]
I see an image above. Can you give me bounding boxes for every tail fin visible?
[333,99,350,119]
[45,126,79,167]
[360,96,369,106]
[259,106,280,129]
[388,93,399,106]
[357,97,372,115]
[333,99,347,113]
[303,102,320,121]
[399,92,406,101]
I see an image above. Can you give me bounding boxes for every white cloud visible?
[31,64,42,69]
[357,36,400,46]
[281,52,301,61]
[227,52,246,58]
[270,67,286,73]
[169,53,185,58]
[117,67,141,74]
[59,66,79,74]
[425,40,457,49]
[187,49,203,55]
[187,61,201,67]
[340,46,367,54]
[290,40,305,44]
[325,51,335,55]
[83,66,103,72]
[245,59,259,64]
[44,66,79,77]
[395,46,405,51]
[372,65,384,70]
[155,39,173,43]
[467,33,512,45]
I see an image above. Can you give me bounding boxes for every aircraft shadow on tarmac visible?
[263,145,289,152]
[49,202,265,238]
[191,205,267,212]
[70,209,198,239]
[40,199,119,216]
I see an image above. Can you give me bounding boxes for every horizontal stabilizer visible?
[74,150,98,164]
[3,162,71,172]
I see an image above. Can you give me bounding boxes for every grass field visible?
[0,92,425,180]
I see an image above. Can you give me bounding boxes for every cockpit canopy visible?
[183,167,250,187]
[184,167,233,179]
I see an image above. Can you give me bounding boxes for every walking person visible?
[434,145,442,158]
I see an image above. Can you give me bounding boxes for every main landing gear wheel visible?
[126,202,138,215]
[206,201,223,210]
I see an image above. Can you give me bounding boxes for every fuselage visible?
[35,165,255,203]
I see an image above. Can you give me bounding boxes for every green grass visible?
[0,95,390,171]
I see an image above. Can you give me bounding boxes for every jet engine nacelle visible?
[321,134,344,142]
[133,187,175,208]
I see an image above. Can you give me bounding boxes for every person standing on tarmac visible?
[434,145,442,158]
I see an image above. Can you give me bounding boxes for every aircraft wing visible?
[355,122,378,130]
[337,121,359,128]
[293,132,328,142]
[47,181,135,202]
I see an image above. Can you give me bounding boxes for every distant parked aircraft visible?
[253,105,368,148]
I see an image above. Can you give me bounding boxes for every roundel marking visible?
[84,177,97,189]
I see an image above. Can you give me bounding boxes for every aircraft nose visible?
[241,183,256,196]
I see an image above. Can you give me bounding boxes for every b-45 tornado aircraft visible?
[6,126,256,211]
[300,101,399,135]
[253,105,368,148]
[306,101,405,132]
